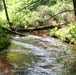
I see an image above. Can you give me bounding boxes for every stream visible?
[0,35,76,75]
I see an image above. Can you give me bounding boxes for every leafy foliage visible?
[0,27,10,50]
[0,0,3,11]
[50,23,76,44]
[0,0,73,28]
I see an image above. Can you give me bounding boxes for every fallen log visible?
[17,25,60,32]
[2,22,69,36]
[2,25,59,36]
[2,27,27,36]
[17,22,69,32]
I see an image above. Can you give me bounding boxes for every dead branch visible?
[17,22,69,32]
[45,9,76,22]
[2,27,27,36]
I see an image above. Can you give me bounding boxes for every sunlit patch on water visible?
[0,35,76,75]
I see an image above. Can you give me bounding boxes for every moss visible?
[0,27,11,51]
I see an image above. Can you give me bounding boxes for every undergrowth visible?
[50,23,76,44]
[0,27,10,50]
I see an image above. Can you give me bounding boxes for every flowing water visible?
[0,35,76,75]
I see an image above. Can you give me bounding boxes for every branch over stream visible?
[17,22,69,32]
[2,22,69,36]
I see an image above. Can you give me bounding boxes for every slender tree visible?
[73,0,76,20]
[2,0,11,28]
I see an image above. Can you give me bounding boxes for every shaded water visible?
[0,35,76,75]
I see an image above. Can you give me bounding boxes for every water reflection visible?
[0,52,14,75]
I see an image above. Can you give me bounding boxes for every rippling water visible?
[0,35,76,75]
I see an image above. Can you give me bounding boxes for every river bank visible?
[0,27,10,50]
[50,23,76,44]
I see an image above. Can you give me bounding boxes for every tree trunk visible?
[73,0,76,20]
[2,0,11,28]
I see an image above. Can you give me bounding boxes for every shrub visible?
[50,23,76,44]
[0,27,10,50]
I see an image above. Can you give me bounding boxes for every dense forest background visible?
[0,0,76,46]
[0,0,74,27]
